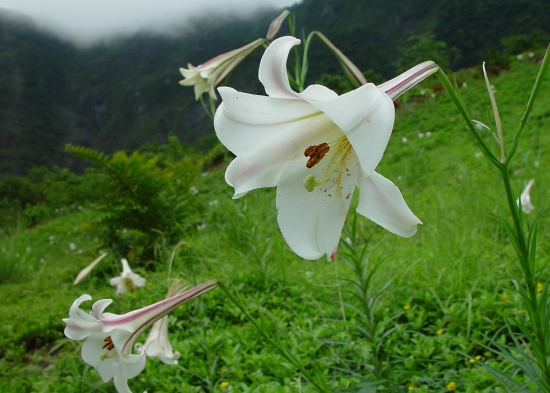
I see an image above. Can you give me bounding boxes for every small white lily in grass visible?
[63,279,217,393]
[179,10,289,100]
[214,36,438,260]
[109,259,146,296]
[134,279,189,365]
[517,179,536,213]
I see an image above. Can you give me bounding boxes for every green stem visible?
[435,69,501,168]
[499,165,528,262]
[218,282,331,393]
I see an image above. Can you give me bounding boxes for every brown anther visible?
[102,335,115,350]
[304,143,330,168]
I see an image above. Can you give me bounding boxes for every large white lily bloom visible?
[214,36,438,260]
[517,179,535,213]
[109,259,146,296]
[63,280,217,393]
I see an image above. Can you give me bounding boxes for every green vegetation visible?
[1,53,549,391]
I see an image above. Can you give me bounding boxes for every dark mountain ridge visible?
[0,0,548,174]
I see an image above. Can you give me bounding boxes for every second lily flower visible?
[214,36,439,260]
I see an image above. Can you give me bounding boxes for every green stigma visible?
[302,174,316,192]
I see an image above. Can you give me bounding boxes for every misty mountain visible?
[0,0,548,174]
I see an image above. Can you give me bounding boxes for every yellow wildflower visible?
[475,355,482,361]
[404,304,411,310]
[408,383,415,390]
[220,381,230,388]
[446,381,456,391]
[436,329,444,335]
[538,283,544,293]
[502,294,509,302]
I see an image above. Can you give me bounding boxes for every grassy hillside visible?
[0,54,549,392]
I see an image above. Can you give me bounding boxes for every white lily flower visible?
[179,11,289,101]
[63,280,218,393]
[109,259,146,296]
[179,38,265,101]
[517,179,535,213]
[214,36,438,260]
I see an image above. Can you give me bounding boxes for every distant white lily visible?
[63,280,217,393]
[214,36,438,260]
[179,10,289,100]
[109,259,146,296]
[179,38,265,100]
[517,179,535,213]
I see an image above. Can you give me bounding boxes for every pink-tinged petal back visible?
[259,36,301,99]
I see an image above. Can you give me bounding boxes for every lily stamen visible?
[102,336,115,350]
[303,137,351,192]
[304,143,330,168]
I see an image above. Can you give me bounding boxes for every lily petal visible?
[308,83,394,177]
[226,157,286,198]
[276,152,360,260]
[356,171,422,237]
[259,36,300,99]
[259,36,337,101]
[64,295,103,338]
[82,332,121,382]
[215,87,341,165]
[113,376,133,393]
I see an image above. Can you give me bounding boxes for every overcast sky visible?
[0,0,297,46]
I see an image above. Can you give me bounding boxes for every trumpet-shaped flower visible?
[63,280,217,393]
[179,38,265,100]
[179,10,288,101]
[517,179,535,213]
[134,280,187,365]
[109,259,146,296]
[214,36,438,260]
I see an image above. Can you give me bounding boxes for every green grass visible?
[1,54,549,392]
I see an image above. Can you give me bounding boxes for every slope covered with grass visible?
[0,54,549,392]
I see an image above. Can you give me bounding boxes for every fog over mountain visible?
[0,0,297,46]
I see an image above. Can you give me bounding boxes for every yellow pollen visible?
[302,136,352,193]
[124,277,135,292]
